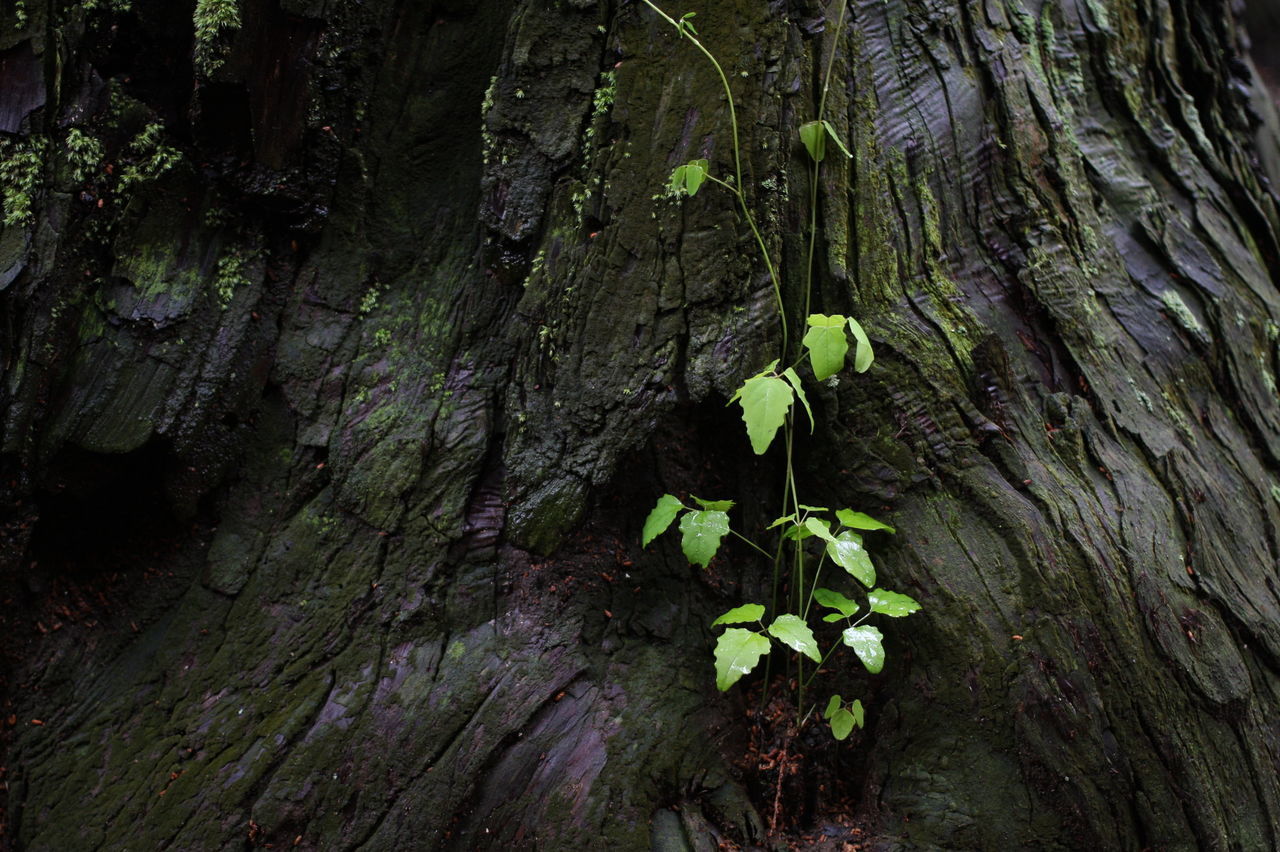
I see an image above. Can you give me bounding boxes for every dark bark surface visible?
[3,0,1280,849]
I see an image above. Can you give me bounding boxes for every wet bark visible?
[2,0,1280,849]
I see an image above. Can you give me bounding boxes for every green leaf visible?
[842,625,885,673]
[821,119,853,159]
[677,11,698,36]
[782,368,813,434]
[822,612,845,622]
[714,628,770,690]
[869,588,922,617]
[712,603,766,626]
[642,494,684,547]
[679,509,730,568]
[767,613,821,662]
[782,523,813,541]
[851,698,865,728]
[767,513,796,529]
[683,158,709,195]
[813,587,859,618]
[692,495,735,512]
[803,517,835,543]
[803,314,850,380]
[827,531,876,587]
[668,164,686,195]
[799,120,825,162]
[835,509,895,534]
[847,316,873,373]
[824,694,842,718]
[797,504,829,513]
[830,707,856,740]
[729,360,778,403]
[737,373,793,455]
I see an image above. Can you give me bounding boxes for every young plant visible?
[638,0,920,740]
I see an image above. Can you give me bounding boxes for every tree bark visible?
[3,0,1280,849]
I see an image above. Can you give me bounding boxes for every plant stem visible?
[642,1,789,352]
[729,528,774,560]
[803,0,851,320]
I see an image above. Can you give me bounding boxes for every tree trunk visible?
[3,0,1280,849]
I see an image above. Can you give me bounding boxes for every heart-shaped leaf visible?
[842,625,885,673]
[830,707,856,740]
[803,314,849,380]
[679,509,729,568]
[714,628,770,690]
[683,158,709,195]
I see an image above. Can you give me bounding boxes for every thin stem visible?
[801,640,844,689]
[641,1,789,352]
[729,528,773,560]
[803,0,851,321]
[801,551,828,622]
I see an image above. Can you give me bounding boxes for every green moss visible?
[0,135,46,227]
[1159,289,1208,345]
[193,0,241,75]
[64,128,104,183]
[117,121,182,192]
[213,247,253,308]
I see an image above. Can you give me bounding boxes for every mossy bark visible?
[3,0,1280,849]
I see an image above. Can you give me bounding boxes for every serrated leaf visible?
[825,694,842,718]
[827,531,876,587]
[813,587,859,618]
[679,509,730,568]
[692,495,735,512]
[642,494,684,547]
[847,316,873,372]
[830,707,856,740]
[821,119,853,159]
[767,613,821,662]
[712,603,766,626]
[842,625,885,673]
[684,158,709,195]
[782,368,813,434]
[737,373,793,455]
[835,509,895,533]
[804,517,836,542]
[803,314,850,380]
[714,628,771,690]
[851,699,865,728]
[799,120,826,162]
[869,588,922,617]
